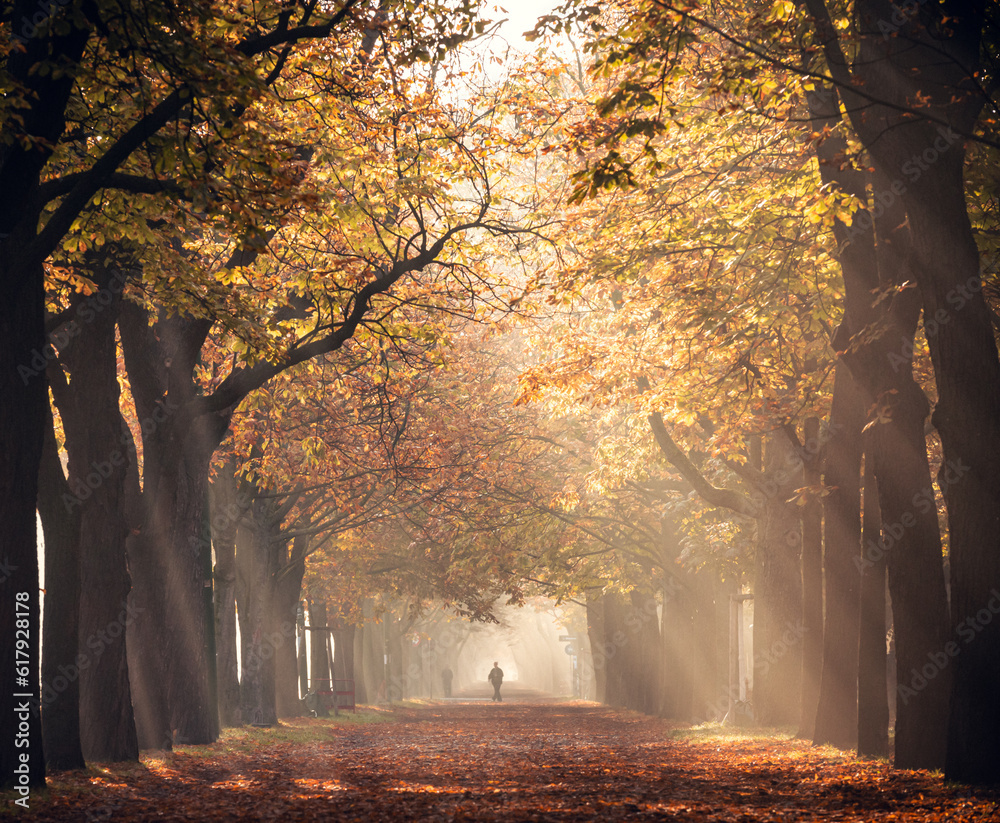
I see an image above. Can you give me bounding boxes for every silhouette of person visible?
[441,666,454,698]
[488,661,504,702]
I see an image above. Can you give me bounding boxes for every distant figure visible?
[441,666,454,698]
[488,661,504,702]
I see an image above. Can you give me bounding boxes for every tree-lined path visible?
[24,703,1000,821]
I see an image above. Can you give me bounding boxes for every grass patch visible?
[393,698,441,708]
[668,721,799,743]
[179,707,395,756]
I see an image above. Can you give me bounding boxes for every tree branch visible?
[647,411,758,518]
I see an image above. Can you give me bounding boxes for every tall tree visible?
[0,0,398,784]
[802,0,1000,783]
[36,405,85,772]
[47,258,139,762]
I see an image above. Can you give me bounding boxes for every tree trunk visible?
[803,82,872,752]
[798,416,823,739]
[864,166,951,771]
[327,633,339,703]
[50,268,138,763]
[273,537,306,718]
[126,527,172,750]
[353,627,368,704]
[37,404,85,771]
[629,588,662,715]
[813,363,865,749]
[752,429,803,727]
[163,445,218,743]
[308,600,331,714]
[298,612,310,703]
[0,251,48,789]
[660,575,690,719]
[842,1,998,782]
[144,439,218,743]
[805,81,952,763]
[586,592,607,705]
[688,570,717,721]
[367,618,384,702]
[120,305,224,746]
[387,615,406,702]
[333,621,357,711]
[602,593,627,708]
[119,303,173,751]
[867,353,950,769]
[709,575,737,721]
[210,469,242,728]
[236,502,278,727]
[858,462,889,758]
[902,153,999,779]
[333,623,355,683]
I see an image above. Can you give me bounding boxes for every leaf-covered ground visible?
[9,698,1000,821]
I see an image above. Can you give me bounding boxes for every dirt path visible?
[17,702,1000,821]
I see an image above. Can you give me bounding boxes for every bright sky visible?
[465,0,565,84]
[486,1,555,51]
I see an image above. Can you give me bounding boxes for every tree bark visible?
[0,16,93,790]
[353,627,368,704]
[752,429,803,727]
[891,138,1000,778]
[660,573,691,719]
[209,467,243,728]
[810,0,998,781]
[804,80,872,752]
[120,305,225,746]
[333,623,357,684]
[126,525,171,750]
[37,403,85,771]
[308,600,331,715]
[298,610,310,703]
[858,462,889,757]
[688,570,717,721]
[236,501,278,727]
[49,266,138,763]
[798,416,823,739]
[805,86,950,762]
[602,593,627,708]
[586,592,607,705]
[273,536,307,717]
[813,363,865,749]
[630,588,663,716]
[0,248,48,789]
[865,183,951,770]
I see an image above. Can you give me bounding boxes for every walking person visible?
[488,661,504,702]
[441,666,453,698]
